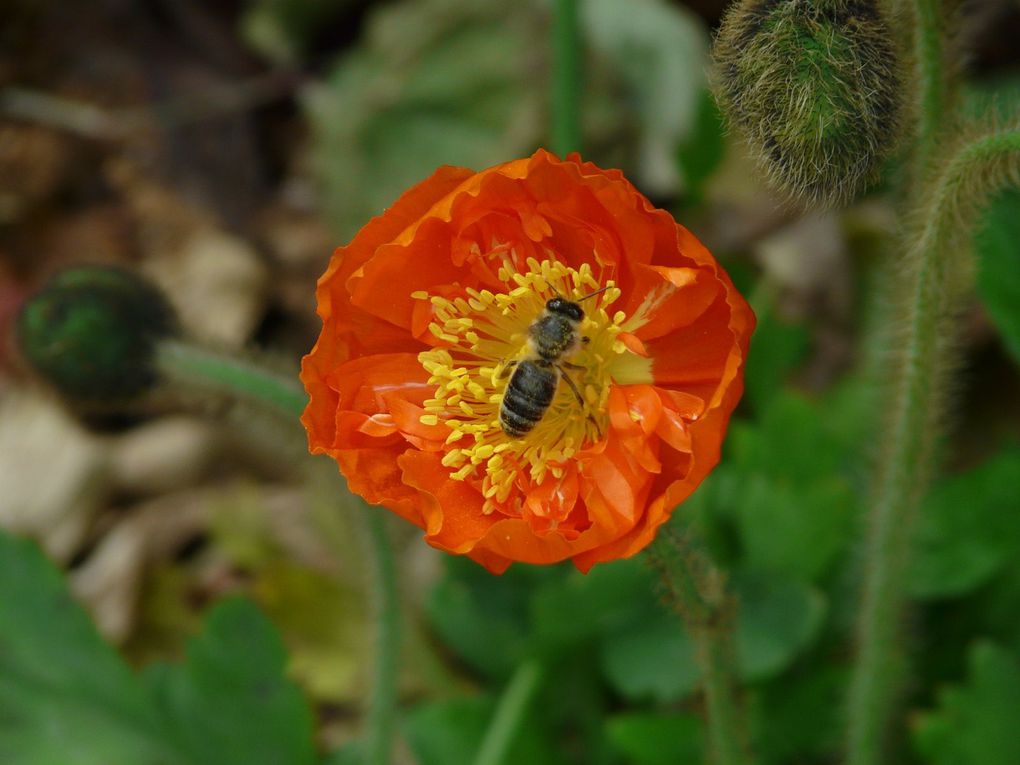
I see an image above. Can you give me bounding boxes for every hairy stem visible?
[912,0,947,174]
[157,339,403,764]
[846,127,1020,765]
[363,510,401,765]
[155,339,307,419]
[552,0,581,156]
[472,660,544,765]
[647,525,752,765]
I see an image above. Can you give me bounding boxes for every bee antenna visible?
[577,285,612,302]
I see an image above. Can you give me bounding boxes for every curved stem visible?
[846,128,1020,765]
[363,510,401,765]
[552,0,581,156]
[472,660,544,765]
[155,339,306,419]
[157,339,403,763]
[647,525,752,765]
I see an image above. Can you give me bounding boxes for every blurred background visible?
[2,0,1020,763]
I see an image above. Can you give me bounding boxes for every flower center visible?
[416,258,631,515]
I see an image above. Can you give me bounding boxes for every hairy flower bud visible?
[17,265,177,402]
[713,0,903,207]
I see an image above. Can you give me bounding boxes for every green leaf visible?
[913,642,1020,765]
[908,447,1020,599]
[676,90,726,205]
[733,573,826,681]
[305,0,546,240]
[531,557,657,647]
[727,391,858,582]
[144,598,318,765]
[581,0,709,196]
[606,712,703,765]
[599,565,825,702]
[753,665,848,765]
[0,532,174,765]
[975,189,1020,365]
[0,530,317,765]
[735,474,855,583]
[404,697,563,765]
[742,296,811,412]
[599,606,700,703]
[426,556,558,679]
[321,742,362,765]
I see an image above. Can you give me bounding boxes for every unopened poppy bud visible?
[713,0,903,207]
[16,265,177,402]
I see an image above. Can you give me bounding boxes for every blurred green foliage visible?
[913,642,1020,765]
[975,190,1020,365]
[3,2,1020,763]
[0,533,317,765]
[304,0,710,240]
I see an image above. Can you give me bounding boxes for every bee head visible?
[545,296,584,322]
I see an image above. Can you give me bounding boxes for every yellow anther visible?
[415,258,628,510]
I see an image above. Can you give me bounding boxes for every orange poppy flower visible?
[301,150,754,573]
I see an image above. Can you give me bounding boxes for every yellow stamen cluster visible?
[415,257,633,515]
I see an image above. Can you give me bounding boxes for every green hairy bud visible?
[713,0,903,207]
[17,265,177,402]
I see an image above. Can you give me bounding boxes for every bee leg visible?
[561,361,585,370]
[582,336,590,344]
[558,367,601,437]
[497,359,518,379]
[558,366,586,406]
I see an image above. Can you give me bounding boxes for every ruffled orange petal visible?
[301,149,755,573]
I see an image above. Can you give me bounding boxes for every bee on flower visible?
[301,150,754,573]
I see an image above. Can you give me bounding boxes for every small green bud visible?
[16,265,177,402]
[713,0,903,207]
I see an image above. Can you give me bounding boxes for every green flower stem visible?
[156,338,403,765]
[647,525,752,765]
[913,0,947,173]
[552,0,581,156]
[846,127,1020,765]
[472,660,544,765]
[363,509,401,765]
[155,339,307,419]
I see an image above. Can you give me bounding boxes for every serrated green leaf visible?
[0,530,317,765]
[909,448,1020,599]
[145,598,318,765]
[975,190,1020,366]
[913,642,1020,765]
[606,712,703,765]
[725,390,859,581]
[0,532,176,765]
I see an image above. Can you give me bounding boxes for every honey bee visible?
[498,286,609,438]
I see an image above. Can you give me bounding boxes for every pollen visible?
[417,256,642,516]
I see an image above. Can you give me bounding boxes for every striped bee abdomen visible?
[500,360,557,437]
